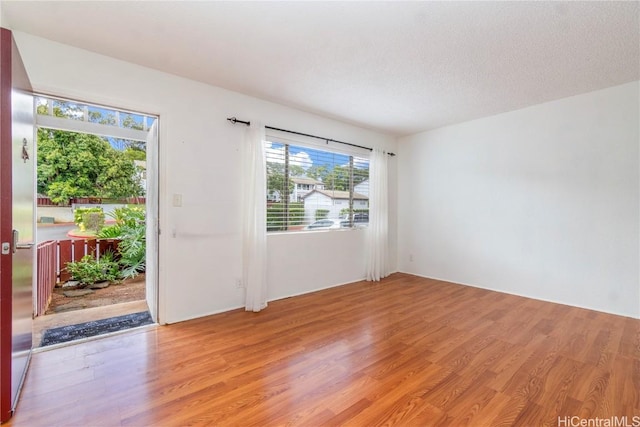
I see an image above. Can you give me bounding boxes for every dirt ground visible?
[45,273,146,315]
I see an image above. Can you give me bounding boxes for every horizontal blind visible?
[265,139,369,232]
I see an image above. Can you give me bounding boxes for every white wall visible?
[268,229,367,301]
[14,32,398,324]
[398,81,639,318]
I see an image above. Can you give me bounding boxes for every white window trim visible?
[36,115,149,142]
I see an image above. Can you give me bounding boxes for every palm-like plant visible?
[98,206,146,279]
[118,223,146,279]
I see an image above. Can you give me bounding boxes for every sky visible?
[265,141,369,171]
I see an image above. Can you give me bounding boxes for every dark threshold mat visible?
[40,311,153,347]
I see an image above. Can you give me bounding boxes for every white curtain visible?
[365,148,389,281]
[242,123,268,312]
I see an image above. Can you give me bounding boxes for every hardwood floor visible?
[7,273,640,426]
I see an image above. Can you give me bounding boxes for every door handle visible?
[12,229,34,253]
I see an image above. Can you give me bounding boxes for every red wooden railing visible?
[35,238,121,316]
[36,241,56,317]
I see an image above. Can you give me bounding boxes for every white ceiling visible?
[2,1,639,136]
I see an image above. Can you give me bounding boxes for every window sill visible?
[267,227,365,236]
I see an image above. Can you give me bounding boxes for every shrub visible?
[110,206,145,227]
[66,254,119,286]
[74,207,105,232]
[83,211,104,232]
[96,224,123,239]
[267,202,305,231]
[315,209,329,220]
[97,206,146,279]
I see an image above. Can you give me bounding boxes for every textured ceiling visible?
[2,1,639,136]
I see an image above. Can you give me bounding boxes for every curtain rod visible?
[226,117,396,156]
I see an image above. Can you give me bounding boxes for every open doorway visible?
[32,95,159,347]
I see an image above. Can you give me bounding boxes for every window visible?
[35,95,156,143]
[265,140,369,232]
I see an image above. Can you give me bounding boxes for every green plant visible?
[66,255,119,286]
[74,207,105,232]
[83,211,105,232]
[96,206,147,279]
[96,224,123,239]
[100,249,118,263]
[117,225,146,279]
[109,205,145,227]
[315,209,329,220]
[267,202,305,231]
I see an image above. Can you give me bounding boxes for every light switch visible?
[172,193,182,207]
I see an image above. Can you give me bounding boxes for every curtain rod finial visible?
[227,117,251,126]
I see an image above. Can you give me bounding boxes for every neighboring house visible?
[268,177,325,203]
[290,177,324,202]
[354,179,369,198]
[302,189,368,221]
[134,160,147,193]
[267,189,282,203]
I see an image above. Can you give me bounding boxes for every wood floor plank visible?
[6,273,639,426]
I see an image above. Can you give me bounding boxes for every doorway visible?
[32,95,159,347]
[0,30,160,421]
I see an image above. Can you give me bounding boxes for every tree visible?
[123,147,146,161]
[266,162,292,200]
[306,165,330,183]
[353,166,369,187]
[289,164,305,177]
[37,128,144,204]
[307,163,368,191]
[323,165,350,191]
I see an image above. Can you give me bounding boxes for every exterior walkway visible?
[33,300,149,348]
